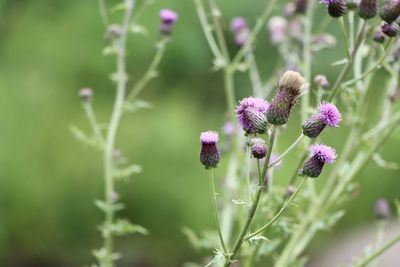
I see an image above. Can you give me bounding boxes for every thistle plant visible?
[188,0,400,266]
[72,1,177,266]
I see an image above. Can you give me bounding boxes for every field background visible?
[0,0,399,266]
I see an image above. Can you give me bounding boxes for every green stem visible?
[246,51,263,97]
[126,39,167,102]
[339,17,351,59]
[223,126,277,267]
[208,169,228,254]
[83,102,105,148]
[245,177,307,240]
[269,133,305,168]
[102,1,134,266]
[208,0,230,62]
[354,233,400,267]
[98,0,109,27]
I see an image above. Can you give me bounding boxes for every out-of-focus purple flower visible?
[200,131,220,169]
[358,0,377,19]
[380,0,400,23]
[159,9,178,36]
[267,70,305,125]
[374,198,391,219]
[267,16,288,45]
[314,74,330,90]
[236,97,269,134]
[299,144,337,177]
[373,29,386,43]
[288,18,303,41]
[230,17,247,33]
[79,88,93,102]
[250,138,267,159]
[222,121,235,136]
[109,191,119,202]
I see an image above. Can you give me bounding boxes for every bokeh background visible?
[0,0,399,266]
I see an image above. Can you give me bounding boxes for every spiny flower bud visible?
[200,131,220,169]
[321,0,347,18]
[249,138,267,159]
[373,29,386,43]
[159,9,178,36]
[358,0,377,19]
[267,70,305,125]
[302,102,341,138]
[236,97,269,134]
[381,22,400,37]
[314,74,330,90]
[374,198,391,219]
[79,87,93,102]
[380,0,400,23]
[299,144,337,178]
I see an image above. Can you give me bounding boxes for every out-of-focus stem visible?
[339,17,351,59]
[208,0,230,61]
[126,38,167,102]
[83,103,105,147]
[246,51,263,97]
[102,1,134,266]
[98,0,109,27]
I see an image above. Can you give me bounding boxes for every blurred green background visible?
[0,0,399,266]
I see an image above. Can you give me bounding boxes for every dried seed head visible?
[200,131,220,169]
[358,0,377,19]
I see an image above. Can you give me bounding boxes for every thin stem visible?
[354,233,400,267]
[193,0,224,64]
[98,0,109,27]
[230,0,278,69]
[102,1,134,266]
[126,38,167,102]
[131,0,154,25]
[269,134,305,168]
[208,169,228,254]
[223,126,277,267]
[83,102,105,147]
[343,39,395,87]
[245,144,252,203]
[338,17,351,59]
[223,67,237,127]
[208,0,230,61]
[245,177,307,240]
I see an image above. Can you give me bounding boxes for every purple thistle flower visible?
[381,22,400,37]
[302,102,341,138]
[267,16,288,45]
[314,74,330,90]
[236,97,269,134]
[267,70,305,125]
[159,9,178,36]
[299,144,337,178]
[230,17,247,33]
[358,0,377,19]
[200,131,220,169]
[319,102,341,127]
[374,198,391,219]
[79,87,93,102]
[249,138,267,159]
[294,0,308,14]
[373,29,386,43]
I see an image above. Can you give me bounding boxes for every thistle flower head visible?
[267,70,305,125]
[373,29,386,43]
[358,0,377,19]
[236,97,269,134]
[310,144,337,164]
[200,131,219,144]
[79,87,93,102]
[159,9,178,36]
[318,102,341,127]
[380,0,400,23]
[299,144,337,177]
[374,198,391,219]
[230,17,247,33]
[314,74,330,90]
[200,131,220,169]
[381,22,400,37]
[321,0,347,18]
[294,0,308,14]
[249,138,267,159]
